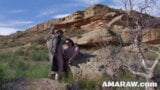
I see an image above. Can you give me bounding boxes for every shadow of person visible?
[68,51,96,68]
[63,51,96,78]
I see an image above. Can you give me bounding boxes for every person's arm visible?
[50,34,60,54]
[68,45,79,64]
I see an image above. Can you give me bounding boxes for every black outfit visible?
[51,35,62,72]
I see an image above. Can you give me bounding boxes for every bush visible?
[28,49,49,61]
[14,48,26,56]
[32,36,46,45]
[1,41,23,49]
[64,29,87,38]
[0,50,50,86]
[0,65,6,89]
[13,31,25,38]
[78,79,96,90]
[8,56,28,78]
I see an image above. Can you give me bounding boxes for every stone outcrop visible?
[143,29,160,44]
[23,4,160,45]
[1,4,159,49]
[25,4,160,33]
[4,78,67,90]
[25,4,122,32]
[72,26,160,46]
[70,48,123,80]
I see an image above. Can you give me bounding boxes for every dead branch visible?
[107,15,124,28]
[150,55,160,71]
[133,25,149,70]
[127,65,147,77]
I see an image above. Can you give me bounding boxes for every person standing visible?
[47,27,64,80]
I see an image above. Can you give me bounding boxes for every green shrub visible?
[64,29,87,38]
[0,65,6,89]
[14,31,25,38]
[32,36,46,45]
[1,41,23,49]
[25,61,49,78]
[28,49,49,61]
[78,79,96,90]
[14,48,26,56]
[144,51,158,60]
[8,56,28,78]
[0,49,50,83]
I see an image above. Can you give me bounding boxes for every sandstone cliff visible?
[0,4,160,49]
[25,4,160,32]
[25,4,118,32]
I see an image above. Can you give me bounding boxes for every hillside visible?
[0,4,160,50]
[0,4,160,90]
[25,4,160,32]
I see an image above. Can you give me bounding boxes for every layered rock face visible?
[25,4,122,32]
[25,4,160,32]
[0,4,160,84]
[70,48,123,80]
[24,4,160,45]
[72,26,160,46]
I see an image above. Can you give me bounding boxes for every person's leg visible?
[48,52,54,77]
[55,72,60,80]
[48,55,59,79]
[63,59,69,78]
[56,49,64,80]
[52,56,59,72]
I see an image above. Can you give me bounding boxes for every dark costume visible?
[51,35,62,72]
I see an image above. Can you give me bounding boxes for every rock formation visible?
[25,4,122,32]
[22,4,160,46]
[0,4,160,90]
[4,78,67,90]
[70,48,124,80]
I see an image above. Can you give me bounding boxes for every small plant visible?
[14,48,26,56]
[32,36,46,45]
[0,65,7,89]
[1,40,23,49]
[78,78,96,90]
[28,49,49,61]
[0,49,50,88]
[64,29,87,38]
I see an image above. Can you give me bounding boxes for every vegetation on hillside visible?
[0,48,49,89]
[1,44,159,90]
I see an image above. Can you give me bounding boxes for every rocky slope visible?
[0,4,159,50]
[25,4,118,32]
[0,4,160,90]
[73,26,160,46]
[25,4,160,32]
[4,78,67,90]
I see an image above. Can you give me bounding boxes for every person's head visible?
[63,38,75,47]
[55,29,63,36]
[51,26,56,34]
[51,27,63,35]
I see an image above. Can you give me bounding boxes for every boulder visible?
[72,26,160,46]
[143,29,160,44]
[69,48,123,80]
[72,29,112,46]
[5,78,67,90]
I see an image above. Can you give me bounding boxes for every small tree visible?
[120,0,159,90]
[99,0,159,90]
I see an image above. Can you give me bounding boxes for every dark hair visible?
[51,27,63,34]
[56,29,63,34]
[64,38,75,46]
[51,26,56,34]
